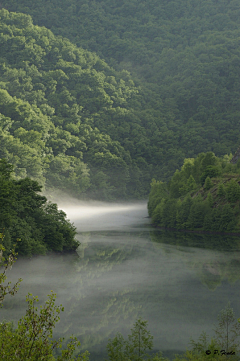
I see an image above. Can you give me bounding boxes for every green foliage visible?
[0,8,174,200]
[183,335,233,360]
[186,302,240,361]
[207,192,213,208]
[2,0,240,180]
[1,3,240,198]
[0,292,90,360]
[213,302,240,354]
[148,152,240,233]
[0,293,79,360]
[217,183,225,198]
[204,177,213,191]
[187,198,209,229]
[0,240,89,360]
[106,303,240,361]
[0,233,22,306]
[0,159,78,256]
[147,180,168,217]
[127,318,153,360]
[106,318,166,361]
[176,195,193,229]
[225,180,240,203]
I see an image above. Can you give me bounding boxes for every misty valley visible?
[1,202,240,360]
[1,0,240,359]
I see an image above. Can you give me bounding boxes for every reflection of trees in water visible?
[4,229,240,356]
[67,290,142,352]
[150,230,240,290]
[67,229,240,352]
[73,231,140,277]
[0,230,147,357]
[55,230,146,352]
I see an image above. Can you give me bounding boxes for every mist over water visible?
[1,198,240,360]
[57,199,149,231]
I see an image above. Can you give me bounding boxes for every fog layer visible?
[57,198,149,231]
[1,200,240,361]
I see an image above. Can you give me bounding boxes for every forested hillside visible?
[2,0,240,156]
[148,152,240,233]
[0,159,78,256]
[0,9,170,200]
[1,1,240,199]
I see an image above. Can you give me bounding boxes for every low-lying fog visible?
[57,198,149,232]
[1,198,240,360]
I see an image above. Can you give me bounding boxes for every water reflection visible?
[1,202,240,360]
[150,230,240,290]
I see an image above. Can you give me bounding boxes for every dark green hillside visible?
[0,9,174,200]
[2,2,240,199]
[2,0,240,160]
[148,152,240,233]
[0,159,78,256]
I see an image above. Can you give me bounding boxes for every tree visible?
[0,159,17,230]
[187,198,208,229]
[0,232,22,306]
[213,302,240,354]
[176,195,193,229]
[217,183,225,198]
[187,332,228,360]
[200,166,221,186]
[106,332,127,361]
[160,199,177,228]
[219,204,236,232]
[127,318,154,360]
[207,192,213,208]
[204,176,213,191]
[0,159,79,256]
[0,234,89,361]
[148,180,168,217]
[107,317,156,361]
[188,303,240,361]
[0,292,90,361]
[226,180,240,203]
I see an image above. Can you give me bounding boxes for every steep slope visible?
[2,0,240,160]
[0,9,173,200]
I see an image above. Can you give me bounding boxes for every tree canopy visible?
[0,158,78,256]
[0,4,240,199]
[148,152,240,234]
[0,9,167,200]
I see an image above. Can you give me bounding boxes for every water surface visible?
[1,200,240,360]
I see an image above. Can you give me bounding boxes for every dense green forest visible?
[1,2,240,199]
[148,151,240,233]
[0,158,78,256]
[0,9,165,200]
[1,2,240,359]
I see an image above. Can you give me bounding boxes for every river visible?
[1,200,240,360]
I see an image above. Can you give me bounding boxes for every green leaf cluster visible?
[148,152,240,233]
[0,233,22,306]
[0,236,89,360]
[106,307,240,361]
[106,318,167,361]
[0,159,78,256]
[0,292,89,361]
